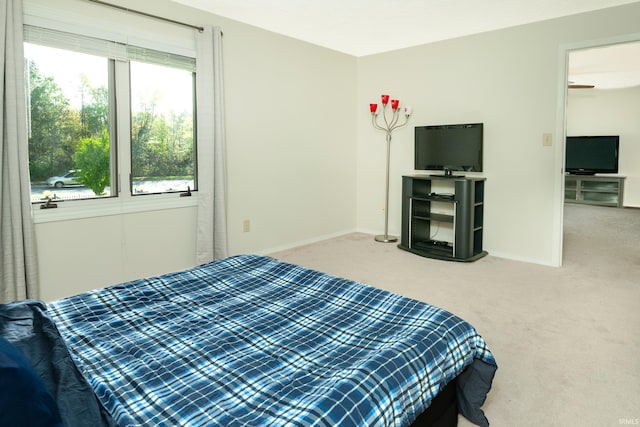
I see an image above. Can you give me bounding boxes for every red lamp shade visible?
[381,94,389,105]
[369,103,378,113]
[391,99,400,110]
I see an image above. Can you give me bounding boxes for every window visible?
[24,27,197,204]
[25,43,112,202]
[130,61,195,195]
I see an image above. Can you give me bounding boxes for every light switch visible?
[543,133,553,147]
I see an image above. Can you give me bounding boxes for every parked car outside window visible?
[46,170,82,188]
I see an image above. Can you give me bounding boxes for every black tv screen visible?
[565,136,619,175]
[414,123,483,176]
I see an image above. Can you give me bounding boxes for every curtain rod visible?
[86,0,204,32]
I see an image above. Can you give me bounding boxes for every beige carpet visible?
[270,203,640,426]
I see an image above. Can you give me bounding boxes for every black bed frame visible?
[410,379,458,427]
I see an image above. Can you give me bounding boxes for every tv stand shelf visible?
[564,175,625,208]
[398,175,487,262]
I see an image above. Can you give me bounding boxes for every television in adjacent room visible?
[414,123,483,177]
[565,135,619,175]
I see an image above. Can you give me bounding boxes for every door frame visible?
[552,32,640,267]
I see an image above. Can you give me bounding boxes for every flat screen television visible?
[565,135,619,175]
[414,123,483,177]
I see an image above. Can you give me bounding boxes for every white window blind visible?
[23,0,196,58]
[23,25,127,60]
[24,25,195,72]
[126,45,195,72]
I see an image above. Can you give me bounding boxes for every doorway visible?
[557,37,640,266]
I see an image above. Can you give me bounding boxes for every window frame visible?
[23,19,199,224]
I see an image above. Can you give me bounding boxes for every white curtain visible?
[195,26,228,264]
[1,0,40,302]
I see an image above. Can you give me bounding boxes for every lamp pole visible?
[369,95,412,243]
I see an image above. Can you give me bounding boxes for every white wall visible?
[31,0,358,300]
[356,3,640,266]
[567,87,640,207]
[221,19,358,255]
[36,208,197,301]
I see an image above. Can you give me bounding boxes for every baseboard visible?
[259,229,359,256]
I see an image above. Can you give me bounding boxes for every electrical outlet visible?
[243,219,250,233]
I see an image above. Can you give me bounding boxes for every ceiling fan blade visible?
[568,84,595,89]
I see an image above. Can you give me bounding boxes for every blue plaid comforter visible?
[49,255,496,427]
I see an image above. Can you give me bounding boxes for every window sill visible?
[32,193,198,224]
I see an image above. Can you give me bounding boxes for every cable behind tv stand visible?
[398,175,487,262]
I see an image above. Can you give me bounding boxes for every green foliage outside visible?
[27,61,82,181]
[73,130,110,195]
[131,108,194,179]
[26,56,194,189]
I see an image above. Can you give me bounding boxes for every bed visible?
[0,254,496,427]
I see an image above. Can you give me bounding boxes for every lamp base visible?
[374,235,398,243]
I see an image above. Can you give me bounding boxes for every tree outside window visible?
[25,41,196,203]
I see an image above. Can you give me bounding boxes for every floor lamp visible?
[369,95,412,243]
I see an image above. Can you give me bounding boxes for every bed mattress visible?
[3,255,496,426]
